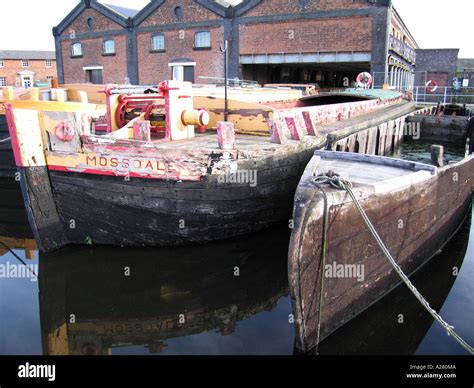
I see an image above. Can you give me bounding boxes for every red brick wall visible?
[139,0,220,27]
[239,17,373,54]
[137,27,224,85]
[61,8,122,37]
[244,0,371,17]
[0,59,57,86]
[61,35,128,84]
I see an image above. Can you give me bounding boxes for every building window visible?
[194,31,211,49]
[47,76,54,82]
[103,39,115,55]
[151,34,165,52]
[45,59,53,68]
[87,17,94,30]
[174,6,183,21]
[0,77,6,86]
[21,59,29,68]
[0,60,4,68]
[71,42,83,57]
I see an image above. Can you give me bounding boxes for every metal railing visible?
[389,36,416,64]
[372,84,474,105]
[412,86,474,105]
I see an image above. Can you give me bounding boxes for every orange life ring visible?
[55,121,75,142]
[425,80,438,93]
[356,72,373,88]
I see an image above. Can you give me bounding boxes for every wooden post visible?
[431,145,444,167]
[217,121,235,150]
[133,120,151,142]
[78,91,89,104]
[2,86,14,100]
[29,87,40,101]
[55,89,67,102]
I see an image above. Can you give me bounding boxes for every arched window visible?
[71,42,82,57]
[103,39,115,55]
[194,31,211,49]
[151,34,165,52]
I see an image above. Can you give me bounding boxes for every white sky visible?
[0,0,472,57]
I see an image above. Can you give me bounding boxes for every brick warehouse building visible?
[0,51,57,88]
[54,0,418,89]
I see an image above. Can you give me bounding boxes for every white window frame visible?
[45,59,53,68]
[103,39,115,55]
[71,43,83,57]
[0,60,4,68]
[0,77,6,87]
[194,31,211,48]
[21,59,29,68]
[151,34,165,51]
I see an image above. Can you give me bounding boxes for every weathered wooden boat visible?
[0,178,36,258]
[289,150,474,353]
[0,113,16,178]
[39,224,289,355]
[315,211,470,355]
[6,81,411,252]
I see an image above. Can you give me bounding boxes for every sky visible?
[0,0,472,57]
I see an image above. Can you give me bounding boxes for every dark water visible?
[0,142,473,355]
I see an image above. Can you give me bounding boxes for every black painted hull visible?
[0,115,15,178]
[21,147,317,251]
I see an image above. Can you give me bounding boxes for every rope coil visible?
[312,172,474,355]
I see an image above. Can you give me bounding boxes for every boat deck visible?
[88,131,327,160]
[312,151,438,187]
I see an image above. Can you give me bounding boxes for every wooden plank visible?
[9,100,105,112]
[193,96,273,134]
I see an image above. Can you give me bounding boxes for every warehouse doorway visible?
[241,62,370,88]
[169,59,196,83]
[83,66,103,84]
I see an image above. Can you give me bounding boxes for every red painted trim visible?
[47,165,203,182]
[5,103,23,167]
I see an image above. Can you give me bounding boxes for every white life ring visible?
[425,80,438,93]
[356,72,373,88]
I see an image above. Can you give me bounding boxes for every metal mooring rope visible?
[312,172,474,355]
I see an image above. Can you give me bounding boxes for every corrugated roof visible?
[0,50,56,60]
[102,3,141,18]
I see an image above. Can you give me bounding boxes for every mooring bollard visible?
[217,121,235,150]
[133,120,151,142]
[431,145,444,167]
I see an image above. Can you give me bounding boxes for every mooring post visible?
[431,145,444,167]
[468,117,474,155]
[220,40,229,122]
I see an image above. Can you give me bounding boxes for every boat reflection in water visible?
[314,208,471,355]
[0,177,471,355]
[0,178,36,258]
[38,224,290,355]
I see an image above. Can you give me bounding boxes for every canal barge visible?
[6,81,409,252]
[288,150,474,353]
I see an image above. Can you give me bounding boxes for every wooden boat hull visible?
[288,152,474,353]
[6,86,410,252]
[314,213,470,355]
[19,146,317,251]
[0,115,15,178]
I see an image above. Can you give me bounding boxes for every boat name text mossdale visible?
[85,155,168,172]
